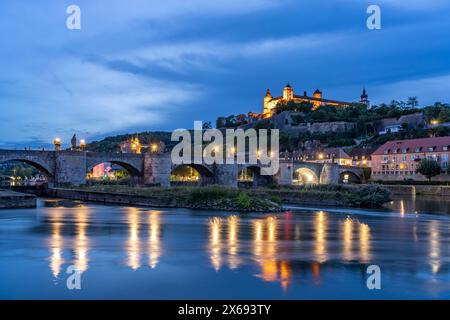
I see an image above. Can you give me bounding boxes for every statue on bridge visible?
[71,134,77,150]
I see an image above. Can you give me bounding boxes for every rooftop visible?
[372,136,450,155]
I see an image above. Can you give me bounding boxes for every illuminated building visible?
[256,83,366,118]
[371,136,450,180]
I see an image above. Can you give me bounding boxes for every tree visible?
[406,96,419,109]
[202,121,212,130]
[416,158,442,182]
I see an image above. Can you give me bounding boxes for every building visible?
[349,147,377,168]
[315,148,353,166]
[375,112,424,135]
[290,147,353,165]
[91,163,110,178]
[371,136,450,180]
[258,82,368,118]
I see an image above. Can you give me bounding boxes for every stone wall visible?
[271,112,356,134]
[384,185,450,196]
[372,173,450,182]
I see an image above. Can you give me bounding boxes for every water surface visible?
[1,196,450,299]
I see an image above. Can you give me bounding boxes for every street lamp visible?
[53,138,61,151]
[431,119,439,126]
[79,139,86,150]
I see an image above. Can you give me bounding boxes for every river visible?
[1,196,450,299]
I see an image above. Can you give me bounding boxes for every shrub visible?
[238,192,251,209]
[348,184,391,208]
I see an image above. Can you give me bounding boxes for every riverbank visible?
[46,184,390,211]
[47,186,283,212]
[0,190,36,209]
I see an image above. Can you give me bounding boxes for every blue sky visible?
[1,0,450,148]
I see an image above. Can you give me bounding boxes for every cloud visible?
[0,59,200,145]
[370,73,450,106]
[108,32,347,74]
[342,0,448,11]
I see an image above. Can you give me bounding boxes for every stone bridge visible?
[0,150,365,187]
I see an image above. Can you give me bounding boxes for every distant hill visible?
[87,131,175,153]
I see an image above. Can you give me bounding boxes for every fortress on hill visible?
[257,82,369,118]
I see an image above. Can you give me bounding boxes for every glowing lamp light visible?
[79,139,86,148]
[431,120,439,126]
[53,138,62,151]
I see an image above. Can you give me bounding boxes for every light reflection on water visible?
[1,195,450,299]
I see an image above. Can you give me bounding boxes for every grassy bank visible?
[61,185,281,212]
[67,184,391,211]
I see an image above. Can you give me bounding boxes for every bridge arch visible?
[339,170,362,184]
[293,167,319,185]
[0,158,54,179]
[85,153,144,178]
[170,163,215,186]
[238,165,273,187]
[86,160,142,177]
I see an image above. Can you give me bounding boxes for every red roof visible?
[372,136,450,155]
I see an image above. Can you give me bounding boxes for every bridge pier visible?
[55,152,87,186]
[274,160,294,186]
[319,163,340,185]
[144,153,171,187]
[213,165,238,188]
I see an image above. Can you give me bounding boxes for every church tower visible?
[360,88,370,106]
[313,89,322,99]
[283,82,294,101]
[263,89,273,116]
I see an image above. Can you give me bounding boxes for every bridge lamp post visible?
[79,139,86,150]
[53,138,61,151]
[151,144,158,153]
